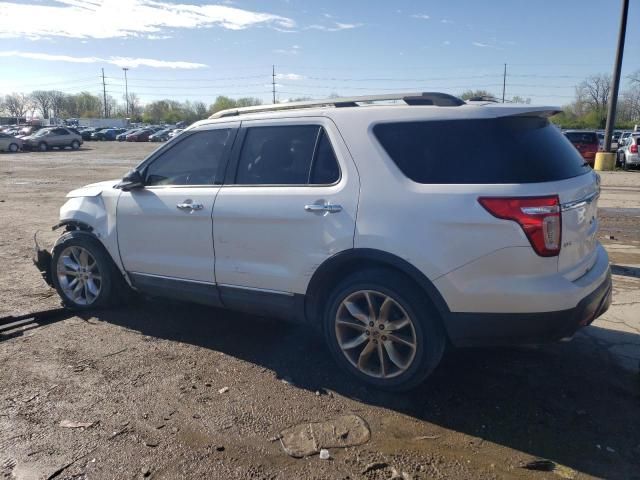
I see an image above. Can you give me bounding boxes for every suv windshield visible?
[374,116,590,184]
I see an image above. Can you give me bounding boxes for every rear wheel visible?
[323,269,445,391]
[8,143,19,153]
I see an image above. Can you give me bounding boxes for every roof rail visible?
[208,92,465,119]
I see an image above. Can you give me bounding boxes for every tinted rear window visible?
[565,132,598,144]
[373,117,589,184]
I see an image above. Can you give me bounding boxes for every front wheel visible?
[323,269,445,391]
[51,232,119,310]
[38,142,48,152]
[71,140,80,150]
[8,143,19,153]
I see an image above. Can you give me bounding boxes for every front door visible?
[213,118,360,307]
[117,125,238,286]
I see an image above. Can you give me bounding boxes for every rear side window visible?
[374,117,590,184]
[236,125,340,185]
[565,132,598,144]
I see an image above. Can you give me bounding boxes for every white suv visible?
[35,93,612,390]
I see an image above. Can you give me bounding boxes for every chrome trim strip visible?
[130,272,216,286]
[217,283,295,296]
[561,191,599,212]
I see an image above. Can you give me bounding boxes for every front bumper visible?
[33,233,54,287]
[446,268,612,347]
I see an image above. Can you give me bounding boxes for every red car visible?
[126,129,153,142]
[564,130,600,166]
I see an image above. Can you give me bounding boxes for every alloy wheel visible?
[56,246,102,305]
[335,290,417,379]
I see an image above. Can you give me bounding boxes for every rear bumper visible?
[445,255,612,347]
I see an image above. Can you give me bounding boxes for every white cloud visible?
[0,0,295,40]
[471,41,502,50]
[442,40,451,46]
[440,19,454,24]
[0,50,208,69]
[411,14,430,20]
[275,73,304,81]
[273,45,301,55]
[307,22,362,32]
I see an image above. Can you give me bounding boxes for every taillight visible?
[478,196,562,257]
[631,144,638,153]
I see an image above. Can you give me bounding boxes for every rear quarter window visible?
[373,117,590,184]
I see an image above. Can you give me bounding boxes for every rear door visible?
[212,117,359,305]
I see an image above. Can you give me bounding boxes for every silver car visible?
[0,132,22,152]
[23,127,83,152]
[617,134,640,169]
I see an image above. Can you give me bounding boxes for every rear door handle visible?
[176,202,204,211]
[304,203,343,213]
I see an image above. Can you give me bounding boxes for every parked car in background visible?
[81,128,98,141]
[616,134,640,170]
[564,130,600,166]
[0,132,22,152]
[34,93,610,390]
[22,127,83,151]
[126,129,153,142]
[16,126,43,139]
[168,128,184,139]
[149,128,172,142]
[117,129,140,141]
[93,128,127,141]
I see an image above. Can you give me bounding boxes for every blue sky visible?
[0,0,638,106]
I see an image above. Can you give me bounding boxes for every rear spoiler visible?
[478,104,562,118]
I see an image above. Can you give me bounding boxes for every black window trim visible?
[225,123,342,188]
[136,125,239,189]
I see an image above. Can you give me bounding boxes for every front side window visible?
[144,129,232,186]
[235,125,340,185]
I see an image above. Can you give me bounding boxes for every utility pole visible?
[604,0,629,152]
[101,68,108,118]
[272,65,276,104]
[502,63,507,103]
[122,67,129,117]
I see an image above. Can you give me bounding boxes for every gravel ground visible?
[0,143,639,480]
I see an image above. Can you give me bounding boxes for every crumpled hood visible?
[66,179,120,198]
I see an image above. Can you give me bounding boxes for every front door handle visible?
[176,202,204,211]
[304,203,343,213]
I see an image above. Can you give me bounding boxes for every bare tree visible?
[30,90,53,119]
[192,101,208,119]
[49,91,66,119]
[3,93,29,122]
[127,92,141,118]
[576,74,611,112]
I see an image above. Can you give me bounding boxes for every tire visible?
[8,143,19,153]
[71,140,80,150]
[51,232,122,310]
[323,268,445,391]
[38,142,48,152]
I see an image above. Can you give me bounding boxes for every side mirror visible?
[116,169,144,191]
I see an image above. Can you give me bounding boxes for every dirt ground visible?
[0,143,639,480]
